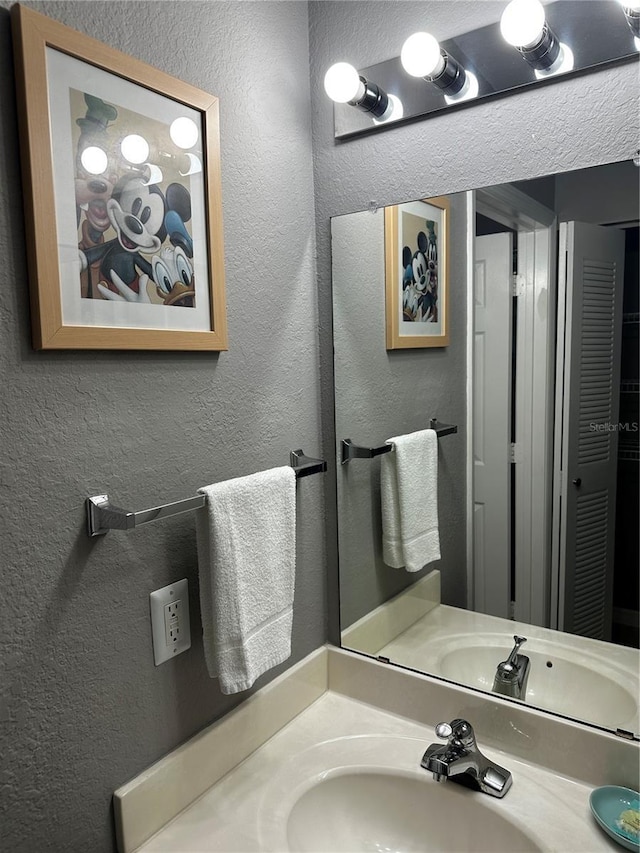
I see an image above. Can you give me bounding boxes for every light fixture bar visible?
[330,1,639,139]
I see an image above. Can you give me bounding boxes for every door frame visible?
[467,185,556,624]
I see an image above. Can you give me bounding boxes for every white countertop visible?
[136,690,623,853]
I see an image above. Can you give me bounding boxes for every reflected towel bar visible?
[86,449,326,537]
[341,418,457,465]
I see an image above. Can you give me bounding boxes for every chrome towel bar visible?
[86,449,326,537]
[341,418,457,465]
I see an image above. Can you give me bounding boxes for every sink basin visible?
[435,635,638,729]
[259,735,548,853]
[286,768,542,852]
[133,686,633,853]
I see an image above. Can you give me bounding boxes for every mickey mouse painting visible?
[71,88,197,309]
[402,217,438,323]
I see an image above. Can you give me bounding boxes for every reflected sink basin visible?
[435,636,638,729]
[287,769,542,853]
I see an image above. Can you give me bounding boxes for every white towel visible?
[381,429,441,572]
[195,466,296,695]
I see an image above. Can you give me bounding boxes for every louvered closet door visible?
[556,222,625,640]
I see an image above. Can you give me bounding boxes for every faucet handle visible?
[434,719,476,749]
[498,635,528,675]
[435,722,453,740]
[509,635,527,660]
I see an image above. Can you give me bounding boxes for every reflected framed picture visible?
[384,196,449,349]
[11,4,227,350]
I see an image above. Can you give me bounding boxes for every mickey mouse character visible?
[79,174,166,297]
[402,230,437,322]
[424,220,439,322]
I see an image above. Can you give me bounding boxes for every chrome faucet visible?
[492,635,530,700]
[421,718,513,798]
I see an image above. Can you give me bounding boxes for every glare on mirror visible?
[332,159,639,737]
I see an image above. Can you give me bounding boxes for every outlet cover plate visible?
[150,578,191,665]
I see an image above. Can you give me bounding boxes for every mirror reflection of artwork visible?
[71,90,197,309]
[385,196,449,348]
[401,212,439,323]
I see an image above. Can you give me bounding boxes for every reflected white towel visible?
[196,467,296,695]
[381,429,441,572]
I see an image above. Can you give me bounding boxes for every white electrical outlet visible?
[164,600,181,646]
[150,579,191,665]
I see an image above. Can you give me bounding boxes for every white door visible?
[512,226,555,628]
[473,233,513,618]
[551,221,625,640]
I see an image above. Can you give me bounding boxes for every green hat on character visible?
[76,94,118,135]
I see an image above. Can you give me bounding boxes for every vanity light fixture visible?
[401,31,479,103]
[500,0,574,77]
[324,62,402,123]
[331,2,637,139]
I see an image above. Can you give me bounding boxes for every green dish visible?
[590,786,640,851]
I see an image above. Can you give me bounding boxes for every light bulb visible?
[500,0,546,47]
[80,146,108,175]
[401,32,445,78]
[620,0,640,9]
[170,117,199,149]
[324,62,363,103]
[121,134,149,165]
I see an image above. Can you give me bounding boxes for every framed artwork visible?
[384,196,450,349]
[11,5,227,350]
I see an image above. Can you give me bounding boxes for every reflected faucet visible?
[420,718,513,798]
[493,635,530,700]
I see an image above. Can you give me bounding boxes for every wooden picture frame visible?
[11,4,227,351]
[385,196,450,349]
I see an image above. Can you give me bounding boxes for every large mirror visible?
[332,157,639,737]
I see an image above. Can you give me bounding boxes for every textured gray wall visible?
[332,195,468,628]
[2,0,639,848]
[308,0,640,641]
[0,2,323,851]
